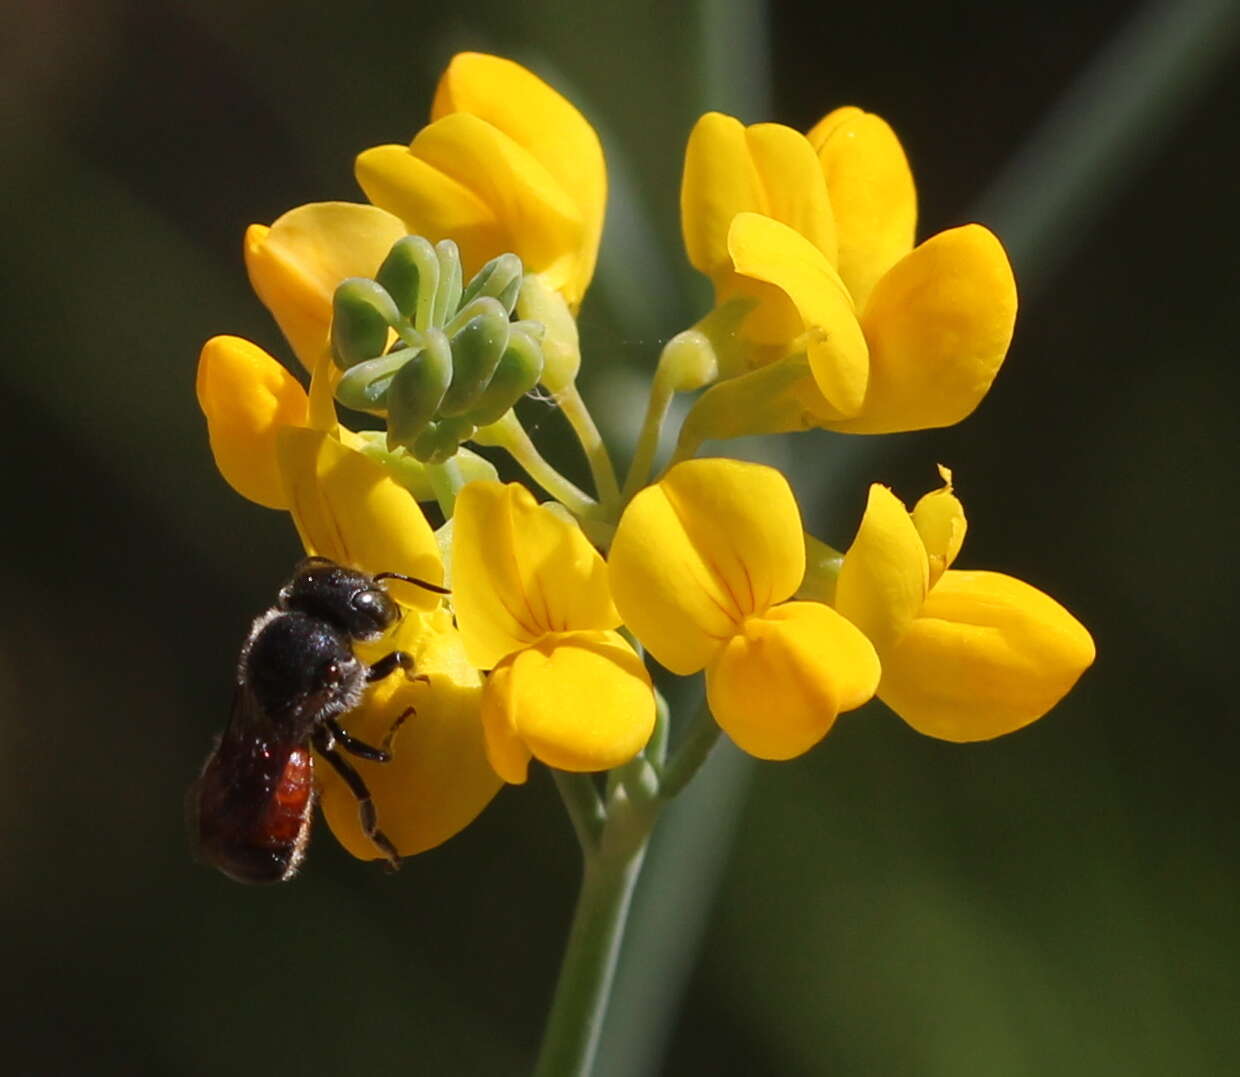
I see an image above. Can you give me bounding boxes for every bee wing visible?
[188,683,309,884]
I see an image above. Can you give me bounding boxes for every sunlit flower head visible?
[609,459,879,759]
[452,480,655,783]
[679,109,1016,438]
[832,467,1095,741]
[356,53,606,311]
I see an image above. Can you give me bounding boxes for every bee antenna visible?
[373,571,450,595]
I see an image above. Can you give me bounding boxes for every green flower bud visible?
[517,272,579,391]
[412,415,478,465]
[462,326,544,426]
[376,235,440,330]
[331,278,400,369]
[386,330,453,451]
[335,347,419,411]
[431,239,463,329]
[459,253,524,315]
[510,318,545,342]
[354,430,498,498]
[440,298,511,416]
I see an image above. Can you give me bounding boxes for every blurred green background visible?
[3,0,1238,1073]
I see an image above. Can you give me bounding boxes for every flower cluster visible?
[197,53,1093,861]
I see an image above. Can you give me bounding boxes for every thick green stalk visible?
[426,457,466,518]
[476,412,596,517]
[558,383,622,514]
[534,797,654,1077]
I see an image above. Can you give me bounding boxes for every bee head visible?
[279,558,402,641]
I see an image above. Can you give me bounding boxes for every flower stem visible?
[558,383,622,514]
[658,699,721,799]
[426,456,466,518]
[534,839,649,1077]
[475,413,596,518]
[621,377,673,503]
[553,771,605,852]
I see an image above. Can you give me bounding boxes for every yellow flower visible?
[452,481,655,783]
[806,106,916,311]
[608,459,879,760]
[833,467,1095,741]
[196,332,370,508]
[277,426,501,856]
[198,234,498,507]
[681,113,837,353]
[244,201,408,372]
[196,335,311,509]
[356,53,606,311]
[679,109,1016,436]
[318,602,499,859]
[200,199,409,507]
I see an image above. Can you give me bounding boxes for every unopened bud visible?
[376,235,440,329]
[412,415,477,465]
[386,330,452,450]
[431,239,463,329]
[335,347,419,411]
[463,327,544,426]
[459,253,524,315]
[331,278,400,369]
[440,299,511,416]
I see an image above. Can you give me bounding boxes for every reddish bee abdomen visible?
[189,732,316,885]
[260,748,314,845]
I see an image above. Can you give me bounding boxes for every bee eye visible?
[322,661,342,685]
[351,588,398,632]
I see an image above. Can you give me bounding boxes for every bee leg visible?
[366,650,414,683]
[324,716,392,763]
[381,706,415,755]
[312,726,401,872]
[325,707,416,762]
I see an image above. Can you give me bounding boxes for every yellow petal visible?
[276,426,443,608]
[452,481,618,669]
[673,352,837,452]
[834,484,929,653]
[706,601,879,760]
[244,202,408,371]
[609,458,805,675]
[481,629,654,783]
[825,224,1018,434]
[808,107,916,309]
[727,213,869,418]
[356,143,501,280]
[196,336,308,509]
[879,570,1096,742]
[307,350,342,433]
[476,658,530,783]
[431,52,605,304]
[317,605,501,857]
[357,114,585,304]
[911,464,967,587]
[681,113,835,284]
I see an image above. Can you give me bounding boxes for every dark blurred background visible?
[3,0,1237,1074]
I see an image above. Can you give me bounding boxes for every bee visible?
[187,557,446,884]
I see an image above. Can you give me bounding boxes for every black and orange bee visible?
[187,557,445,884]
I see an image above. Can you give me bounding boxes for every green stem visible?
[534,842,649,1077]
[647,691,671,769]
[426,457,466,518]
[558,383,622,514]
[621,376,674,503]
[476,413,596,517]
[553,771,606,852]
[658,700,722,799]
